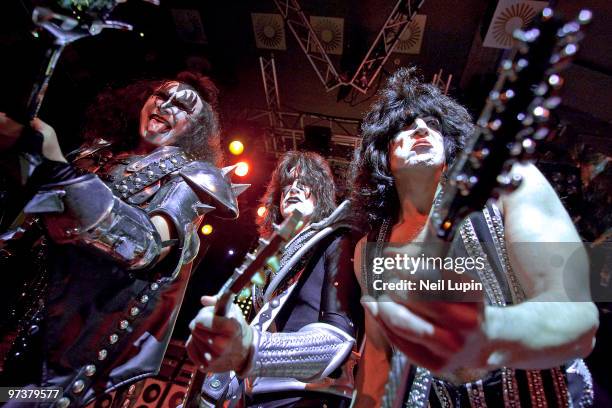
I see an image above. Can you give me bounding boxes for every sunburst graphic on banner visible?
[394,14,426,54]
[483,0,547,49]
[309,16,344,55]
[251,13,286,50]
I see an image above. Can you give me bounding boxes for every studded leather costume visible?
[9,140,245,407]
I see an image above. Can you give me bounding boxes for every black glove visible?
[14,126,44,155]
[28,158,80,190]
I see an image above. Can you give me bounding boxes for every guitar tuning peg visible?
[454,173,478,196]
[542,7,553,20]
[266,256,281,273]
[520,111,537,127]
[515,28,540,43]
[237,287,251,301]
[500,89,515,102]
[560,21,581,37]
[578,9,593,25]
[532,106,550,122]
[533,127,550,140]
[501,59,513,71]
[251,270,266,287]
[548,74,563,89]
[522,138,536,155]
[469,147,490,168]
[497,173,523,192]
[561,43,579,58]
[516,58,529,71]
[488,119,502,131]
[509,142,523,157]
[534,83,548,96]
[544,96,562,109]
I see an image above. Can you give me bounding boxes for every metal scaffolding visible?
[272,0,425,94]
[272,0,344,91]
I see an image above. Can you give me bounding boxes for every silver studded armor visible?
[12,144,247,407]
[24,173,164,270]
[23,147,245,273]
[247,322,355,381]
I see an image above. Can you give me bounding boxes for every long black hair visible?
[81,71,222,165]
[257,151,337,236]
[350,67,473,229]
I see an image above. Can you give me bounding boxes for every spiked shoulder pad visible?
[179,161,249,219]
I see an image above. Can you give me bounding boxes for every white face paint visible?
[388,116,446,177]
[280,178,316,223]
[139,81,204,147]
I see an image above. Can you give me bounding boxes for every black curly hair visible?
[257,151,337,236]
[349,67,473,230]
[80,71,222,165]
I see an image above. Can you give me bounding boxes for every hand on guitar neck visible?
[186,294,254,375]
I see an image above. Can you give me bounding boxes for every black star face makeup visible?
[139,81,204,148]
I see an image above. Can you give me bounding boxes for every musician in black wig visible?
[350,67,597,408]
[0,71,244,405]
[80,71,222,165]
[350,66,472,229]
[187,150,363,408]
[257,150,338,236]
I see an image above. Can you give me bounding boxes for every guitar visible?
[381,7,592,408]
[182,210,303,408]
[0,0,157,378]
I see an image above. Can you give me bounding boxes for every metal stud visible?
[98,349,108,360]
[84,364,96,377]
[72,380,85,394]
[140,295,149,304]
[151,282,159,291]
[109,333,119,344]
[57,397,71,408]
[130,307,140,316]
[119,320,129,330]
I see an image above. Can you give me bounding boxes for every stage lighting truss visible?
[431,68,453,95]
[259,55,283,128]
[272,0,425,94]
[272,0,344,91]
[253,54,359,177]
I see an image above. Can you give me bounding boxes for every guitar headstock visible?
[55,0,160,21]
[433,8,592,241]
[32,0,160,42]
[214,210,303,316]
